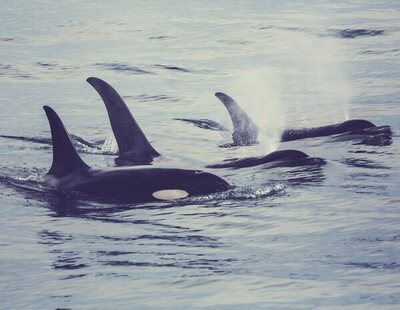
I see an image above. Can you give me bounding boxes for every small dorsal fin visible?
[87,77,160,165]
[43,106,90,177]
[215,92,259,145]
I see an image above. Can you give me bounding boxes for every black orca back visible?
[43,106,90,178]
[281,119,376,142]
[87,77,160,165]
[207,149,313,169]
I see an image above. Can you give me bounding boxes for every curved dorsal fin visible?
[43,106,90,177]
[87,77,160,165]
[215,92,259,145]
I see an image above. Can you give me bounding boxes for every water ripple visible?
[328,29,385,39]
[95,63,153,75]
[155,64,191,73]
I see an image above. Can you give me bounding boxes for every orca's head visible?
[184,170,230,196]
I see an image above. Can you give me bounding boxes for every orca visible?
[215,92,258,146]
[86,78,325,170]
[87,77,160,165]
[207,150,325,169]
[280,120,375,142]
[42,106,229,203]
[214,92,380,146]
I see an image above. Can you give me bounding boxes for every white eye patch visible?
[152,189,189,201]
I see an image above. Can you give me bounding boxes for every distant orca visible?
[87,77,160,165]
[214,92,378,146]
[42,106,229,203]
[207,150,325,169]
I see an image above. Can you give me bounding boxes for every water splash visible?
[230,69,285,154]
[101,134,119,155]
[185,183,286,203]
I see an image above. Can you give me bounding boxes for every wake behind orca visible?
[214,92,390,146]
[42,106,229,203]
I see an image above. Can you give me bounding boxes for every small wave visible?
[135,94,179,103]
[356,235,400,242]
[155,64,191,73]
[154,64,216,75]
[53,261,89,270]
[259,25,312,34]
[345,262,400,270]
[0,172,51,198]
[218,39,250,46]
[35,62,58,69]
[0,134,52,145]
[0,63,34,79]
[341,158,389,170]
[0,37,26,43]
[174,118,228,131]
[283,165,326,185]
[361,48,400,55]
[357,135,392,146]
[328,29,384,39]
[185,183,285,203]
[95,63,153,75]
[149,36,168,40]
[0,134,110,155]
[259,25,274,30]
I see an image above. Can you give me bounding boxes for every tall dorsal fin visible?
[43,106,90,177]
[215,92,259,146]
[87,77,160,165]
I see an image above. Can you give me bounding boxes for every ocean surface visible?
[1,1,399,309]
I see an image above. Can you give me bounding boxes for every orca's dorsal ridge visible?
[87,77,160,165]
[215,92,258,146]
[43,106,90,178]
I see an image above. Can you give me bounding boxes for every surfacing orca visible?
[214,92,380,145]
[42,106,229,203]
[215,92,259,146]
[87,77,160,165]
[207,150,325,169]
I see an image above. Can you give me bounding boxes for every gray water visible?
[1,1,399,309]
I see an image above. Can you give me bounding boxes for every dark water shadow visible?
[0,133,115,155]
[327,29,384,39]
[341,157,389,170]
[134,94,180,103]
[283,165,326,186]
[174,118,228,131]
[155,64,191,73]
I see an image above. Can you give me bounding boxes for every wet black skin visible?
[48,166,229,203]
[43,106,229,203]
[207,150,325,169]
